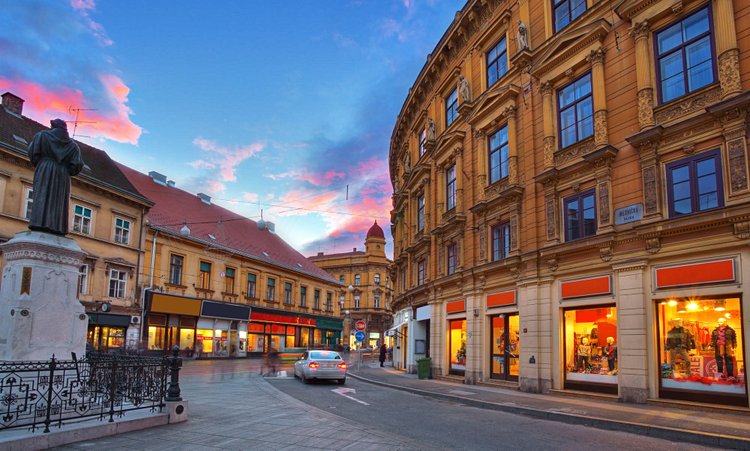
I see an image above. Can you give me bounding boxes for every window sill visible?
[195,287,214,295]
[221,292,238,298]
[653,83,720,125]
[165,283,187,289]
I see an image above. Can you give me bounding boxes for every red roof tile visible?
[117,164,337,283]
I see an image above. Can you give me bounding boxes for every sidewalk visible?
[348,361,750,449]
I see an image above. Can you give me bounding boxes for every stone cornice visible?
[531,19,611,79]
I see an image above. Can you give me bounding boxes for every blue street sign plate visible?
[354,331,366,342]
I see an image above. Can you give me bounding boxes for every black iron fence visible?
[0,353,169,433]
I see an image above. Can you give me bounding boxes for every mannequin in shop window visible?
[711,317,737,379]
[603,336,617,374]
[665,318,695,376]
[577,337,591,372]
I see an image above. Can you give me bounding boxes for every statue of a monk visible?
[27,119,84,236]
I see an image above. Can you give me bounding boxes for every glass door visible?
[490,314,519,380]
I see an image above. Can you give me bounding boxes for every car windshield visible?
[309,351,341,360]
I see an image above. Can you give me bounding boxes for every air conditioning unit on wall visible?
[131,316,141,324]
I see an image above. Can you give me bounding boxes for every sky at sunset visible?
[0,1,464,257]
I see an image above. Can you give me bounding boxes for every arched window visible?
[374,273,381,285]
[354,274,361,286]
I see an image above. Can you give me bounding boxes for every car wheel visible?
[337,378,346,385]
[302,373,310,384]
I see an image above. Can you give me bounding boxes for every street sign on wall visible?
[354,320,366,331]
[354,331,366,342]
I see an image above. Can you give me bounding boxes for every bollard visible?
[166,345,183,402]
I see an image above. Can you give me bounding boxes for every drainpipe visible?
[140,229,159,344]
[133,207,146,348]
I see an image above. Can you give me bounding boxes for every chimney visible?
[197,193,211,205]
[353,247,357,252]
[2,92,24,116]
[148,171,167,186]
[317,252,324,257]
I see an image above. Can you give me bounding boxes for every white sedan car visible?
[293,350,347,384]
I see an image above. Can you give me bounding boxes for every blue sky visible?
[0,0,464,257]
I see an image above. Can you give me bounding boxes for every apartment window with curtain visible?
[198,261,211,289]
[300,286,307,307]
[326,292,333,312]
[284,282,293,304]
[266,277,276,301]
[72,204,93,235]
[108,269,127,298]
[558,73,593,149]
[486,37,508,87]
[354,274,361,286]
[417,259,426,285]
[446,164,456,211]
[246,273,257,298]
[656,7,714,103]
[23,188,33,220]
[491,222,511,261]
[339,274,345,284]
[224,267,235,294]
[78,264,89,295]
[447,243,457,275]
[564,190,597,241]
[374,294,381,309]
[489,126,509,184]
[374,273,381,285]
[314,289,321,309]
[445,88,458,127]
[114,217,130,244]
[417,194,425,232]
[419,127,427,157]
[169,254,183,285]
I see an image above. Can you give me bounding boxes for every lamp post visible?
[340,285,353,349]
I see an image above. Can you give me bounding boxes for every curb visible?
[349,372,750,450]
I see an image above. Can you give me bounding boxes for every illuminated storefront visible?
[87,314,131,351]
[447,299,467,376]
[487,290,519,382]
[563,305,618,394]
[247,308,343,355]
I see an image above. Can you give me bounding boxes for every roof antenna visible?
[68,106,97,139]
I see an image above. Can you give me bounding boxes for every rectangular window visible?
[114,217,130,244]
[284,282,292,304]
[354,295,360,309]
[492,222,511,261]
[656,7,714,103]
[73,204,93,235]
[445,88,458,127]
[667,150,723,217]
[247,273,256,298]
[78,264,89,295]
[224,267,235,294]
[374,273,381,285]
[447,243,457,275]
[488,126,509,184]
[563,306,618,391]
[23,188,33,220]
[417,259,426,285]
[558,73,593,148]
[355,274,361,286]
[314,289,321,309]
[486,38,508,87]
[199,261,211,289]
[401,269,406,291]
[564,190,597,241]
[326,292,333,312]
[339,274,345,284]
[553,0,587,33]
[449,319,467,375]
[108,269,127,298]
[300,286,307,307]
[374,295,381,309]
[419,127,427,157]
[266,278,276,301]
[446,164,457,211]
[417,194,425,232]
[169,254,183,285]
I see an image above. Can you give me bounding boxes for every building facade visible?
[119,166,343,358]
[0,92,153,352]
[309,221,393,349]
[389,0,750,407]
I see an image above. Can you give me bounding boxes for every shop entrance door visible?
[490,314,519,380]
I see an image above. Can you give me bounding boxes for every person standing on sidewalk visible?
[379,343,387,367]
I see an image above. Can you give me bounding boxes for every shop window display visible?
[564,306,618,388]
[449,319,466,374]
[147,326,166,350]
[491,314,519,380]
[658,297,746,402]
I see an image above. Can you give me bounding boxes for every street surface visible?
[56,359,717,450]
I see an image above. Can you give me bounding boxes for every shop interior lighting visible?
[667,299,678,306]
[676,301,687,313]
[606,308,613,318]
[714,299,726,311]
[686,301,699,311]
[725,313,732,319]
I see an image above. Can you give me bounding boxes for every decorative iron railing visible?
[0,353,168,433]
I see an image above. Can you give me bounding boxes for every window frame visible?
[374,273,381,285]
[488,125,510,184]
[224,267,236,294]
[419,127,427,157]
[417,193,425,232]
[665,149,724,217]
[654,6,716,104]
[266,277,276,302]
[314,289,321,310]
[445,87,459,127]
[300,286,307,307]
[78,263,89,295]
[563,189,597,242]
[354,274,361,286]
[169,254,184,285]
[23,187,33,220]
[486,37,508,88]
[553,0,587,34]
[339,274,345,284]
[72,204,93,235]
[374,294,381,309]
[447,243,458,275]
[246,273,257,298]
[491,222,511,262]
[446,164,457,211]
[198,261,212,290]
[113,217,131,245]
[108,268,127,299]
[557,72,594,149]
[326,292,333,312]
[417,259,426,285]
[284,282,293,304]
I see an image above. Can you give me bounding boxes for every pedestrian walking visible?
[379,343,387,367]
[268,347,280,376]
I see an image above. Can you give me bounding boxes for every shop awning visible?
[386,320,406,336]
[201,301,251,321]
[88,313,131,328]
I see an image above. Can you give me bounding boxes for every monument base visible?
[0,231,87,361]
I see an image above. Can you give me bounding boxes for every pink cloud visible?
[0,77,141,144]
[191,137,263,182]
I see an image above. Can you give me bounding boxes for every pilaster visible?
[631,21,655,129]
[518,279,552,394]
[541,81,555,169]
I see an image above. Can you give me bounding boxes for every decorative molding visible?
[637,88,655,129]
[727,137,749,194]
[718,48,742,100]
[598,182,610,226]
[645,236,661,254]
[546,256,559,272]
[654,86,721,125]
[642,165,659,215]
[554,138,594,167]
[593,110,608,147]
[544,136,556,167]
[733,221,750,239]
[599,243,614,262]
[629,21,650,40]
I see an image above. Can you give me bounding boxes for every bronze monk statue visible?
[27,118,84,236]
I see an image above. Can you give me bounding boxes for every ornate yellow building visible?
[119,166,343,358]
[389,0,750,407]
[309,221,393,349]
[0,92,153,351]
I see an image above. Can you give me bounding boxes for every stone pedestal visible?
[0,231,87,361]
